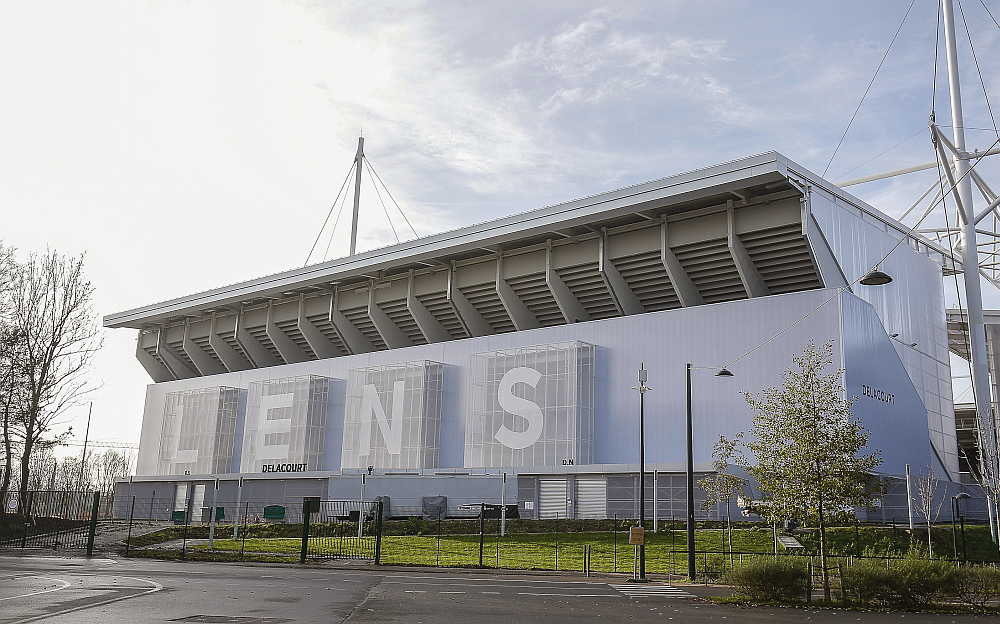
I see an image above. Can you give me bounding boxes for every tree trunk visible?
[727,507,734,568]
[927,519,933,557]
[18,433,33,512]
[0,406,11,504]
[818,500,830,602]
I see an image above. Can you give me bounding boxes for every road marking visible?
[481,591,500,595]
[0,576,72,602]
[16,577,164,624]
[389,574,610,586]
[404,590,426,593]
[382,580,610,591]
[609,583,694,599]
[440,591,466,594]
[518,592,619,597]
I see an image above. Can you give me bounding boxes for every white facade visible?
[111,152,962,517]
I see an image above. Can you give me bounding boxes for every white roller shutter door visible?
[575,477,607,519]
[538,478,568,519]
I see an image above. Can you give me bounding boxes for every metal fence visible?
[0,491,102,554]
[301,501,383,563]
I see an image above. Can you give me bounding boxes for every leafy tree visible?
[739,340,885,602]
[699,432,747,566]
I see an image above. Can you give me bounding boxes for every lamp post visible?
[952,492,971,561]
[686,363,734,581]
[632,364,651,582]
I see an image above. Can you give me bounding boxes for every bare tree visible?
[12,250,101,506]
[54,455,87,492]
[0,243,22,504]
[93,449,133,499]
[971,409,1000,558]
[25,445,57,491]
[913,465,945,557]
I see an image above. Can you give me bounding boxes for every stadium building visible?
[107,151,965,522]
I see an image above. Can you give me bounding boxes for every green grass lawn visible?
[169,523,1000,572]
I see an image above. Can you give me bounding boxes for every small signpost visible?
[630,526,645,580]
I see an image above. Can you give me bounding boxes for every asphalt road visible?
[0,556,990,624]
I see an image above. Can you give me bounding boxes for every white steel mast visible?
[349,136,365,256]
[942,0,997,539]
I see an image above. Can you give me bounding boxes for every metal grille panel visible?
[538,477,568,519]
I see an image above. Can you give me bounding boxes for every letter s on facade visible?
[494,367,544,450]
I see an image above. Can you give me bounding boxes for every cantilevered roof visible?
[105,151,951,331]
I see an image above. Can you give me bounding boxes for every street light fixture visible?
[860,266,893,286]
[632,364,651,582]
[951,492,972,561]
[687,363,734,581]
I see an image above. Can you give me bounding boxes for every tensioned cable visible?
[823,0,916,177]
[304,161,356,266]
[367,159,419,238]
[958,0,1000,140]
[323,173,354,262]
[832,128,925,182]
[725,133,1000,370]
[365,159,400,243]
[980,0,1000,34]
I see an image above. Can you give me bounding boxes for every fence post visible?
[479,503,485,568]
[125,496,136,557]
[554,514,559,571]
[240,501,249,562]
[181,496,192,559]
[374,501,383,565]
[300,500,311,564]
[86,492,100,557]
[806,561,813,604]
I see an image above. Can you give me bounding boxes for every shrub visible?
[843,558,959,607]
[400,517,423,536]
[954,565,1000,607]
[891,558,959,606]
[724,557,808,601]
[842,561,899,605]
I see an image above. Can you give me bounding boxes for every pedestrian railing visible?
[0,491,101,555]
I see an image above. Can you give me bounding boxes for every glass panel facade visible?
[465,341,595,468]
[341,361,444,470]
[240,375,329,473]
[158,386,240,475]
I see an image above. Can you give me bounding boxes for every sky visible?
[2,0,1000,456]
